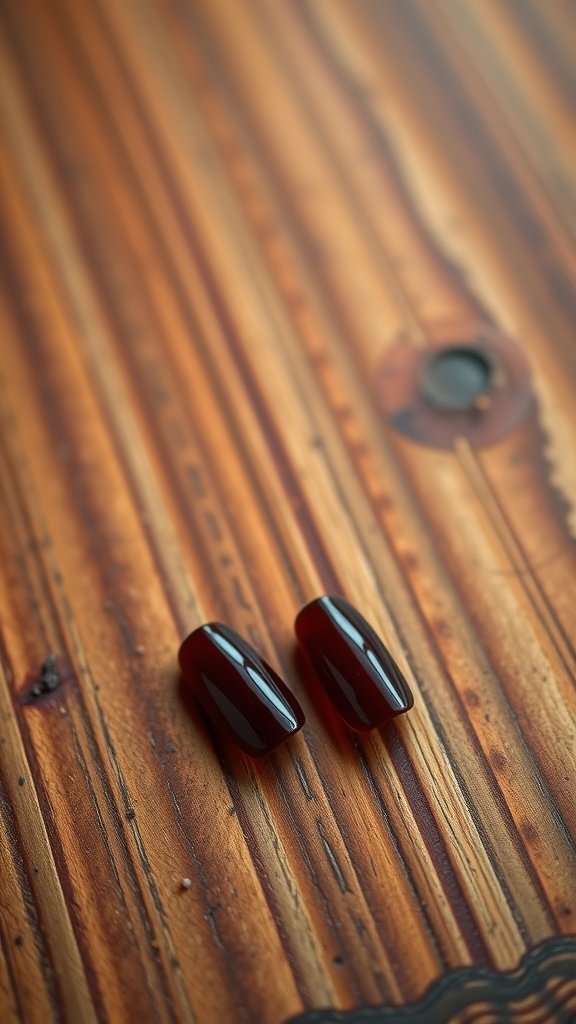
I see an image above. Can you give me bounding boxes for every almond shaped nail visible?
[295,595,413,731]
[179,624,305,757]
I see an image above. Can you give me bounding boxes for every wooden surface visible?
[0,1,575,1021]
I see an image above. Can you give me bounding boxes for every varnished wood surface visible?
[0,2,575,1022]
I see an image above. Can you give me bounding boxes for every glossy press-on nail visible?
[295,596,413,731]
[178,624,305,757]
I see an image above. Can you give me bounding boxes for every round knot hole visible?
[420,346,497,413]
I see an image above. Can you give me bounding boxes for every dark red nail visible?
[295,596,413,731]
[178,624,305,757]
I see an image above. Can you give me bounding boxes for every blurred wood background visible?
[0,1,575,1022]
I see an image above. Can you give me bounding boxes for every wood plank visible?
[0,1,574,1021]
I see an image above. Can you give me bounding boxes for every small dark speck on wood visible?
[23,653,63,703]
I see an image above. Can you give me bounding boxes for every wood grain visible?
[0,1,574,1022]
